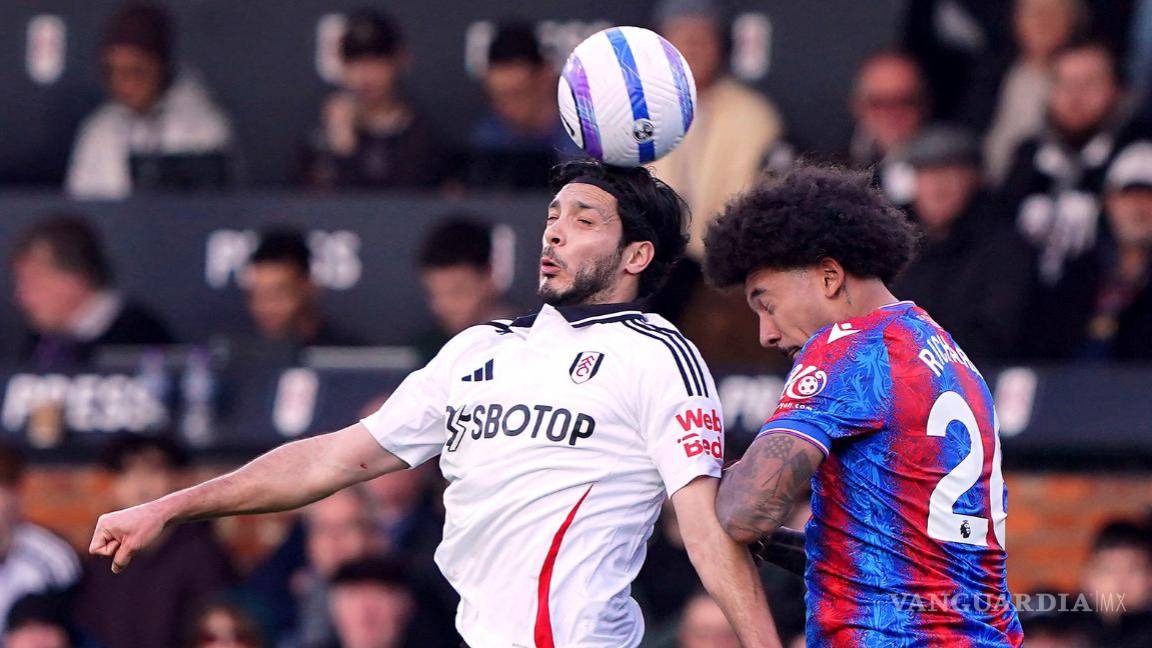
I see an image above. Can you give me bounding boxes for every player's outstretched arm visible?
[89,423,406,573]
[673,476,783,648]
[717,433,824,546]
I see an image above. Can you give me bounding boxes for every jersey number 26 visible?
[925,391,1006,547]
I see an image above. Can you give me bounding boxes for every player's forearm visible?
[675,477,782,647]
[158,435,361,524]
[752,527,807,578]
[718,434,822,544]
[684,523,782,648]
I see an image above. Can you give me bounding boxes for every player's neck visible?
[579,282,639,308]
[837,279,900,321]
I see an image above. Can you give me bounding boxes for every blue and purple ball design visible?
[558,26,697,168]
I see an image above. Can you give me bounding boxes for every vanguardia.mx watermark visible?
[888,592,1126,614]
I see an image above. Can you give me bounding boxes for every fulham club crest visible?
[569,351,604,384]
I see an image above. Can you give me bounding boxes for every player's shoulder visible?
[795,302,916,364]
[607,313,703,359]
[605,313,713,397]
[437,319,520,358]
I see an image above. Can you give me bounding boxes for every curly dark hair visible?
[704,165,917,288]
[550,159,689,297]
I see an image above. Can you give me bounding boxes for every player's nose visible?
[759,320,782,349]
[543,220,565,247]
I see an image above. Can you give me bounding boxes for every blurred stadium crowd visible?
[0,0,1151,647]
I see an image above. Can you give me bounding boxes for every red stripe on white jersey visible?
[534,484,594,648]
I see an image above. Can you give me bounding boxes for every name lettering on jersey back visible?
[918,334,980,377]
[444,403,595,452]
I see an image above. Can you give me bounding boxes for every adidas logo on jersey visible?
[461,359,494,382]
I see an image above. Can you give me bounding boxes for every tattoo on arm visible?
[716,433,823,544]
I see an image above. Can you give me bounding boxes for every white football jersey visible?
[361,302,724,647]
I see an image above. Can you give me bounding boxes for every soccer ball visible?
[558,26,696,167]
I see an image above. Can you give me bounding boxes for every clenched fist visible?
[89,502,169,573]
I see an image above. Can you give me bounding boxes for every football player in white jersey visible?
[88,160,781,647]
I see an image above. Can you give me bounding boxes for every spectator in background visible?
[323,558,425,648]
[74,434,234,648]
[66,2,232,199]
[222,229,366,437]
[1090,142,1152,359]
[413,216,514,360]
[649,0,785,260]
[10,215,173,371]
[243,229,365,350]
[1079,519,1152,647]
[848,50,930,206]
[979,0,1086,185]
[1001,40,1131,288]
[676,591,740,648]
[0,445,79,636]
[284,487,381,648]
[463,22,580,190]
[188,598,264,648]
[1022,141,1152,359]
[891,126,1033,360]
[303,9,444,190]
[4,591,93,648]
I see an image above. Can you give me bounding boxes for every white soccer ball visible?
[558,26,697,168]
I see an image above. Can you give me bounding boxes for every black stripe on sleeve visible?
[634,321,709,398]
[621,320,697,397]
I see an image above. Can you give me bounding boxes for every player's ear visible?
[622,240,654,277]
[818,258,846,299]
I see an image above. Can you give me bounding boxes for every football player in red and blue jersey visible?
[704,166,1024,647]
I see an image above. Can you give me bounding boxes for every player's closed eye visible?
[545,213,597,227]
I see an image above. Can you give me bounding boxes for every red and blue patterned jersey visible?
[762,301,1023,647]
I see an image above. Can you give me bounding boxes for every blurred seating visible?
[0,4,1149,645]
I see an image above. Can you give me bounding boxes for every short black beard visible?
[539,246,623,307]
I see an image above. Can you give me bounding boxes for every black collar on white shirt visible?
[507,301,647,329]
